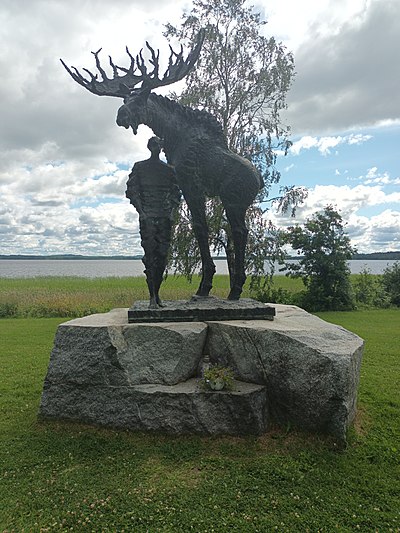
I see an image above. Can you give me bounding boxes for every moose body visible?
[117,93,262,299]
[61,31,262,299]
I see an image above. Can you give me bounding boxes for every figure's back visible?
[127,158,179,218]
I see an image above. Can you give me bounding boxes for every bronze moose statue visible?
[61,31,262,300]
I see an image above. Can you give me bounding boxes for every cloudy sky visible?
[1,0,399,256]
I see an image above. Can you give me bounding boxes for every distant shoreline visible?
[0,255,144,261]
[1,252,399,261]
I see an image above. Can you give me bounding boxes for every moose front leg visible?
[184,192,216,297]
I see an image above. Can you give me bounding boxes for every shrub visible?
[0,302,18,318]
[381,261,400,306]
[282,206,356,311]
[353,268,390,308]
[251,284,294,305]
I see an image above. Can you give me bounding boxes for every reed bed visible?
[0,275,304,318]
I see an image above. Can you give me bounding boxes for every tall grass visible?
[0,275,303,318]
[0,273,392,318]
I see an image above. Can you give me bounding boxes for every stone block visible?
[39,379,268,436]
[39,304,364,441]
[44,308,207,386]
[206,304,364,441]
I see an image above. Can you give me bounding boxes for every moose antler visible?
[60,46,142,97]
[61,29,205,98]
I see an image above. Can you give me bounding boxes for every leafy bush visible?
[251,283,295,305]
[282,206,356,311]
[381,261,400,306]
[0,302,18,318]
[353,268,390,308]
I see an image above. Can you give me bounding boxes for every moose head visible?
[60,30,205,135]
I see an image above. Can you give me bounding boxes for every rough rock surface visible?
[207,304,364,441]
[45,308,207,386]
[39,305,364,440]
[39,379,268,435]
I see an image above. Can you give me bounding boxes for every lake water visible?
[0,259,397,278]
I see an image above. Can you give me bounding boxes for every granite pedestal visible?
[39,302,364,442]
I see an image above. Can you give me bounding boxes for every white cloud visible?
[360,167,400,186]
[259,0,368,52]
[350,210,400,251]
[271,183,400,253]
[281,0,400,134]
[0,188,141,256]
[0,0,399,257]
[364,167,400,185]
[290,133,372,156]
[348,134,372,145]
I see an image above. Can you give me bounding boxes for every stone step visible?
[39,378,268,436]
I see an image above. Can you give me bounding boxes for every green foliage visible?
[0,275,250,317]
[165,0,306,281]
[283,206,356,311]
[381,261,400,306]
[251,282,296,305]
[0,301,18,318]
[202,365,235,390]
[0,274,308,318]
[165,0,294,174]
[1,310,400,530]
[353,267,391,308]
[1,272,398,318]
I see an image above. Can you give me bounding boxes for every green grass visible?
[0,275,304,318]
[1,309,399,531]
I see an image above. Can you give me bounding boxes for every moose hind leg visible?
[185,193,216,297]
[225,205,249,300]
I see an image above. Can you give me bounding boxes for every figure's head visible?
[147,136,162,155]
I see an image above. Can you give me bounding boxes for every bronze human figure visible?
[126,136,181,308]
[61,31,262,299]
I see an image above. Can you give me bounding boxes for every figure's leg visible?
[224,204,249,300]
[153,219,172,307]
[183,190,215,297]
[140,218,158,309]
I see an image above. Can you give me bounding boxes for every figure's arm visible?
[170,183,182,208]
[126,164,145,216]
[164,177,181,221]
[169,169,182,208]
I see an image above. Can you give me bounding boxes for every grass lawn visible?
[0,307,399,530]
